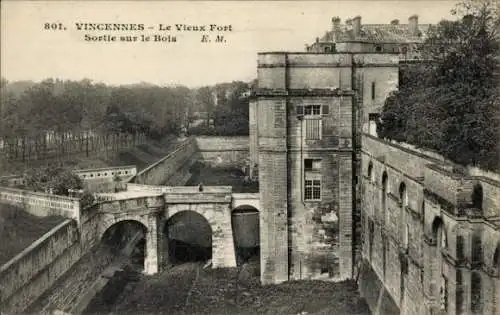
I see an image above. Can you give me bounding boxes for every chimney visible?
[391,19,399,25]
[352,15,361,37]
[408,14,419,36]
[332,16,341,40]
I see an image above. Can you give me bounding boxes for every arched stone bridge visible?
[85,186,260,275]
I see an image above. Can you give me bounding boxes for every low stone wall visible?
[75,165,136,193]
[131,138,197,186]
[0,220,83,314]
[194,136,249,168]
[0,186,81,222]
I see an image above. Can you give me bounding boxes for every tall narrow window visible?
[382,236,387,279]
[403,224,409,251]
[369,219,375,261]
[368,113,379,136]
[304,105,322,140]
[367,161,373,182]
[381,172,388,223]
[472,184,483,213]
[440,276,448,312]
[471,233,482,265]
[371,82,376,100]
[471,272,482,313]
[304,159,322,201]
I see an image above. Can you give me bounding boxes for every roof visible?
[319,23,434,44]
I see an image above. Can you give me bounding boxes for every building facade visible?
[249,52,399,284]
[250,14,500,315]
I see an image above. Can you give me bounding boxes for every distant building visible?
[306,15,432,61]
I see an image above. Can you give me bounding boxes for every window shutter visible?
[296,105,304,116]
[322,105,329,115]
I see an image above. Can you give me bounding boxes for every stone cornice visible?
[254,88,355,97]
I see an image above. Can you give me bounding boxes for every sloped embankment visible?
[0,203,65,266]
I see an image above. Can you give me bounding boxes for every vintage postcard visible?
[1,1,499,314]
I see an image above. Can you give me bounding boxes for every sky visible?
[1,1,459,88]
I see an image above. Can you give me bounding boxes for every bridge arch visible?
[99,216,150,242]
[164,210,213,264]
[100,219,148,270]
[163,203,237,268]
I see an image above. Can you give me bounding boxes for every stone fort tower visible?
[249,52,399,284]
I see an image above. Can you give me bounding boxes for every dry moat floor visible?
[101,262,370,315]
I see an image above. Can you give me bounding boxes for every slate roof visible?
[319,23,434,44]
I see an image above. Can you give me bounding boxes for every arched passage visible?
[232,206,260,262]
[164,211,212,264]
[232,205,260,276]
[101,220,147,270]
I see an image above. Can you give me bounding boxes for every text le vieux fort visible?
[75,23,232,43]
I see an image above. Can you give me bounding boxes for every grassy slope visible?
[0,204,65,266]
[0,135,180,176]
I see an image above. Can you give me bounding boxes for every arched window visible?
[432,217,446,249]
[472,184,483,211]
[470,272,482,313]
[367,162,373,182]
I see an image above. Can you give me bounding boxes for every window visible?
[471,272,482,313]
[304,105,321,115]
[471,234,482,264]
[304,158,321,201]
[369,219,375,261]
[371,82,376,100]
[367,162,373,182]
[440,276,448,312]
[302,105,327,140]
[305,179,321,200]
[368,113,379,136]
[472,184,483,211]
[381,172,388,223]
[305,159,321,171]
[403,224,409,250]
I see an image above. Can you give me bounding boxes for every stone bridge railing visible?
[0,186,81,222]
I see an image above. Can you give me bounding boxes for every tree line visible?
[0,78,253,165]
[377,0,499,171]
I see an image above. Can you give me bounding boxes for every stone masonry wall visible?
[132,138,196,186]
[0,220,83,314]
[194,136,249,168]
[360,134,500,315]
